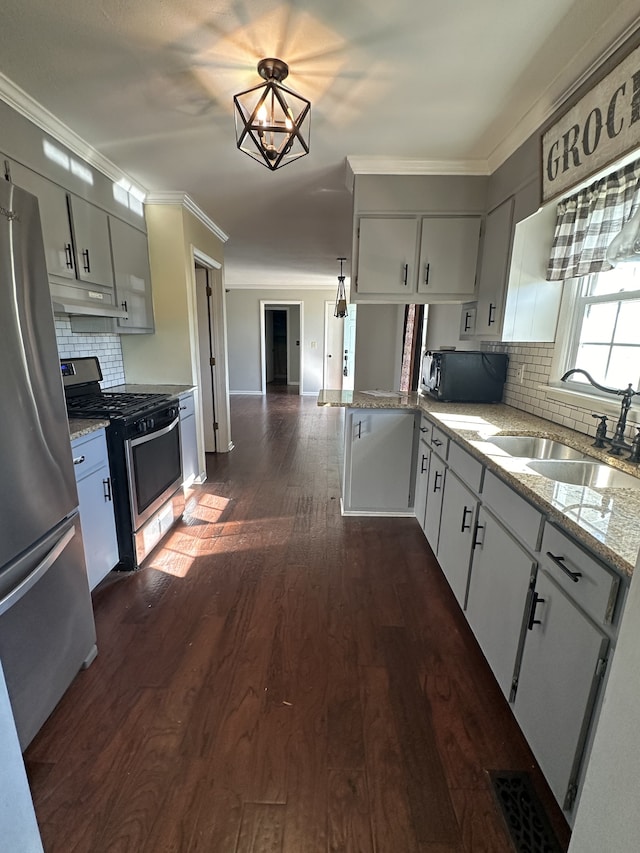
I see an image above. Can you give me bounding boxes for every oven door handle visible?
[129,416,180,448]
[0,525,75,616]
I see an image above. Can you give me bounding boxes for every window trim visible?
[548,277,640,426]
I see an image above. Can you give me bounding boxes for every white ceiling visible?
[0,0,639,289]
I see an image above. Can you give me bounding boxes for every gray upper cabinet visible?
[416,216,480,300]
[355,217,418,296]
[68,195,114,289]
[8,161,76,280]
[354,214,481,304]
[474,196,515,339]
[109,216,155,333]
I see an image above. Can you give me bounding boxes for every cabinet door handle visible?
[433,471,442,492]
[461,506,473,532]
[420,454,428,473]
[424,262,430,286]
[121,300,128,312]
[464,311,472,332]
[73,455,85,466]
[82,248,91,273]
[527,591,545,630]
[103,477,112,502]
[488,302,496,326]
[402,263,408,287]
[472,523,484,548]
[64,243,74,270]
[419,426,428,433]
[432,438,442,447]
[546,551,582,582]
[356,420,362,439]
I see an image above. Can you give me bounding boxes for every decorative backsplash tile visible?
[55,317,125,388]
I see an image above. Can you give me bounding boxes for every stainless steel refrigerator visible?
[0,178,97,750]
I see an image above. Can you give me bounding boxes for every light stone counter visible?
[318,389,640,577]
[108,383,195,397]
[68,418,109,441]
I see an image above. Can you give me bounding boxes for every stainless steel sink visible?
[527,459,640,489]
[486,435,587,460]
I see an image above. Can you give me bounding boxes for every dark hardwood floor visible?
[25,394,571,852]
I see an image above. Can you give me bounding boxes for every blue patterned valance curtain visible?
[546,159,640,281]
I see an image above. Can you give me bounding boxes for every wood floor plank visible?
[379,626,462,848]
[327,769,373,853]
[236,803,285,853]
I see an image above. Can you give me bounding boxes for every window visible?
[564,264,640,393]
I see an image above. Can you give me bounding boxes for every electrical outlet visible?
[518,365,526,384]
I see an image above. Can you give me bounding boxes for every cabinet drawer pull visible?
[433,471,442,492]
[402,263,408,287]
[103,477,112,502]
[488,302,496,326]
[420,454,428,473]
[461,506,473,532]
[472,523,484,548]
[419,426,428,433]
[546,551,582,582]
[82,248,91,273]
[432,438,442,447]
[64,243,74,270]
[424,262,430,286]
[527,591,545,630]
[73,455,85,465]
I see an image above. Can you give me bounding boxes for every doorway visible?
[260,301,303,395]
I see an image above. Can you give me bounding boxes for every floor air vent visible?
[489,771,564,853]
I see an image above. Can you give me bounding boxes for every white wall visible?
[226,288,332,394]
[353,303,405,391]
[425,304,477,352]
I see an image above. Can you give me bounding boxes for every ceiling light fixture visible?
[334,257,348,318]
[234,58,311,171]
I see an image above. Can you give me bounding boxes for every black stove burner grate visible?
[66,391,171,420]
[489,771,565,853]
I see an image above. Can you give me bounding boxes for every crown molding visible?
[346,156,490,176]
[0,72,146,192]
[145,192,229,243]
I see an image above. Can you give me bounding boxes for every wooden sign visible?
[542,41,640,203]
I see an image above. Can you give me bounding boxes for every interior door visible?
[324,300,344,390]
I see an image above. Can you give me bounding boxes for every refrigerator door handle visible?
[0,525,76,617]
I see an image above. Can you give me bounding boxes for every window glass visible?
[567,268,640,391]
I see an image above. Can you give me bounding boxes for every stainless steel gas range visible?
[62,357,184,570]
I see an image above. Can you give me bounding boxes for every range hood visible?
[50,280,128,319]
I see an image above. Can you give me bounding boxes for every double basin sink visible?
[485,435,640,490]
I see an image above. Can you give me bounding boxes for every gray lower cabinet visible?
[179,391,199,487]
[424,451,446,550]
[72,429,119,590]
[413,439,430,531]
[466,506,535,698]
[436,471,478,608]
[513,570,609,811]
[343,409,417,513]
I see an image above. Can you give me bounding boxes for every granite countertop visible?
[318,389,640,578]
[69,418,109,441]
[108,383,195,397]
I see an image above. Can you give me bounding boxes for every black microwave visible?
[421,350,508,402]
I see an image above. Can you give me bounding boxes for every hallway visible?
[25,394,569,852]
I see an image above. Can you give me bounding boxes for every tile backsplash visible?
[485,341,637,443]
[55,317,125,388]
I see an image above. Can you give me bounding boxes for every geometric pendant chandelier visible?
[234,58,311,171]
[334,257,348,318]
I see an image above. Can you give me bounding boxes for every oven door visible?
[124,416,182,531]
